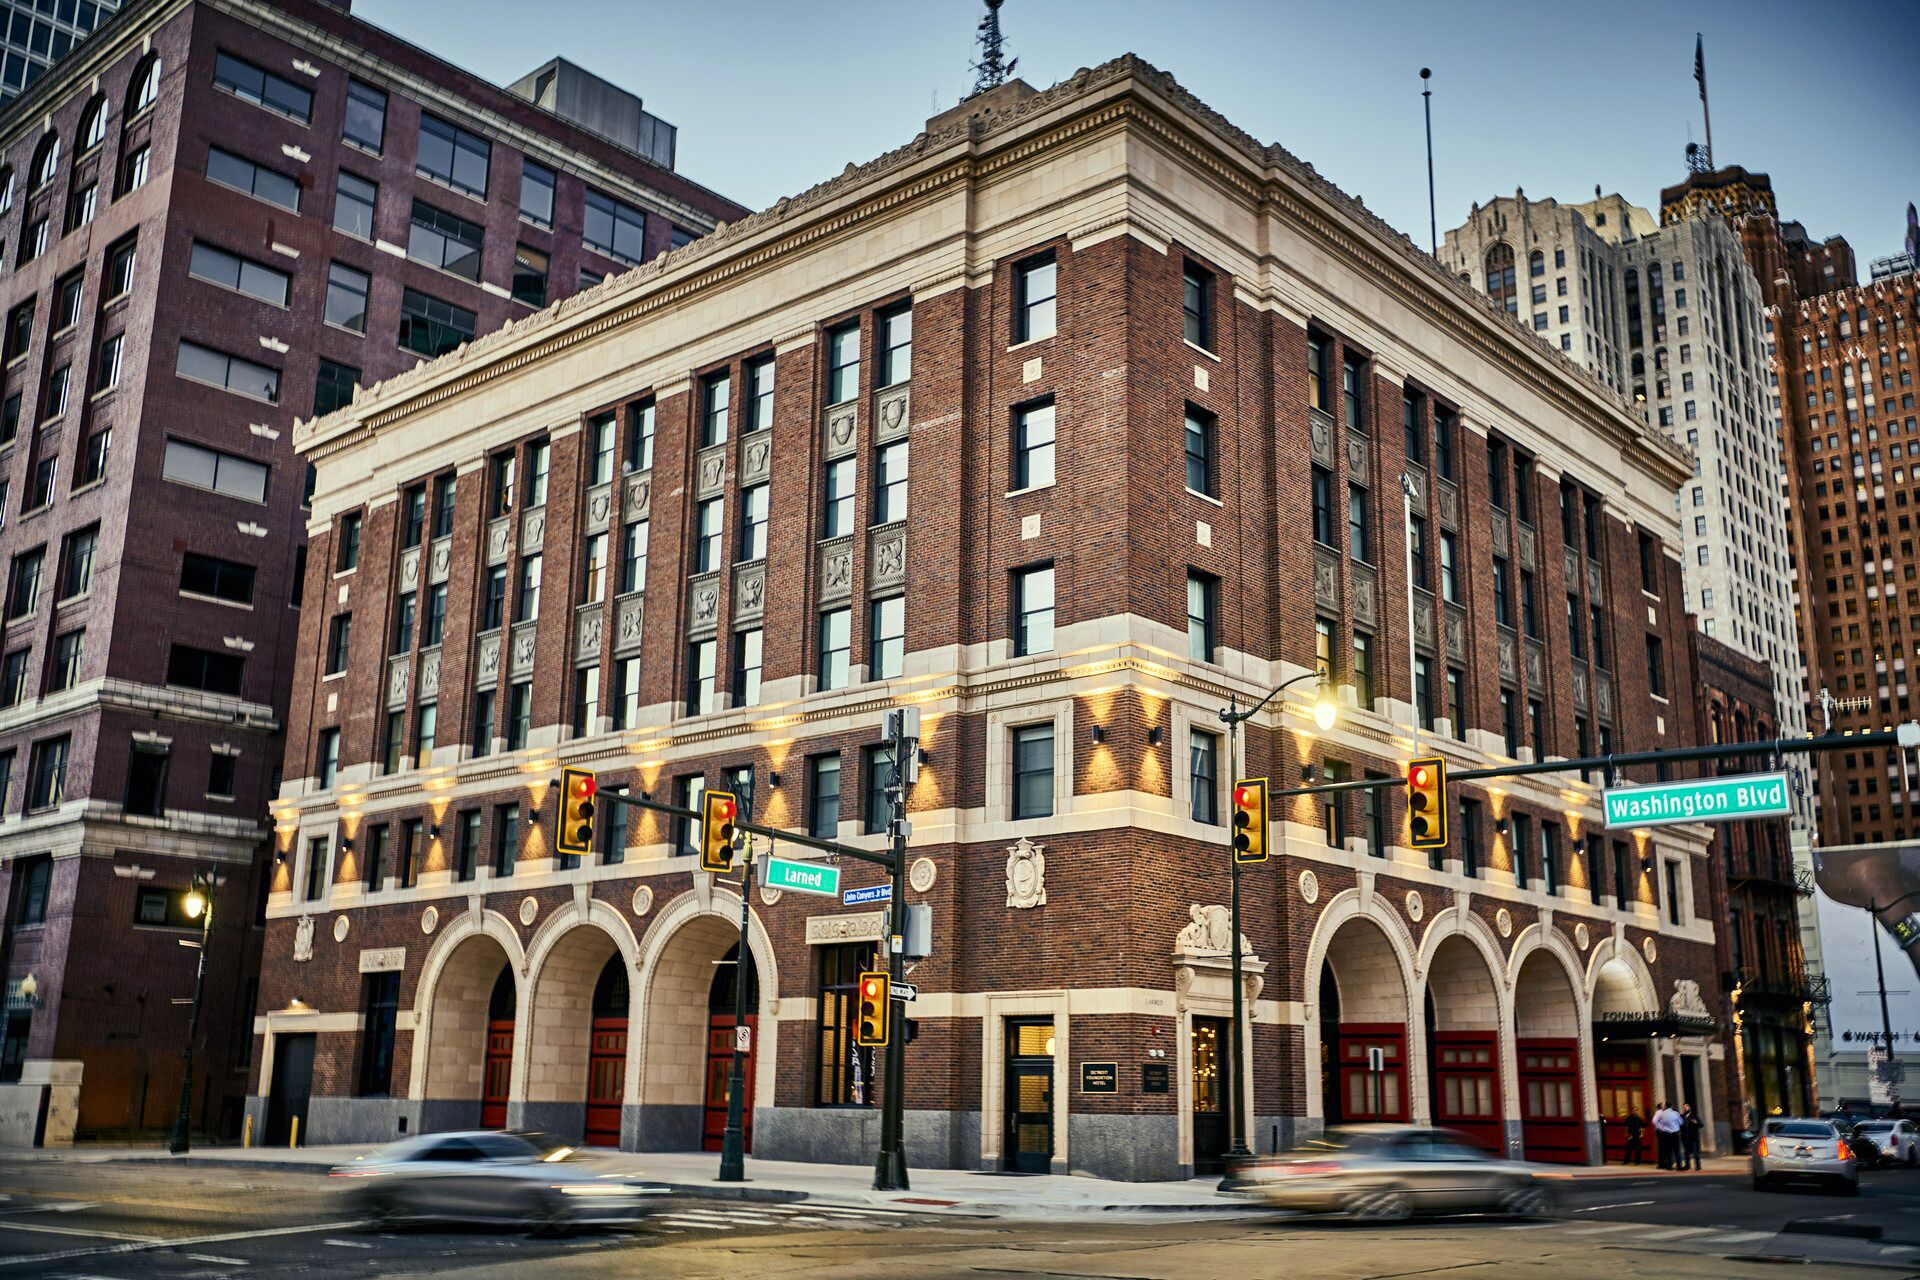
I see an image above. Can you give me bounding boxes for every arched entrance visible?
[1592,954,1651,1163]
[638,906,759,1151]
[701,942,761,1152]
[587,957,629,1147]
[523,922,628,1146]
[1319,917,1411,1124]
[1513,948,1583,1163]
[1424,933,1502,1153]
[419,929,518,1132]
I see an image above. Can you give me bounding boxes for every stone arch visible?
[1302,889,1421,1125]
[1587,936,1658,1015]
[1415,907,1508,1028]
[519,899,640,1134]
[630,888,780,1151]
[1510,931,1584,1038]
[1418,911,1509,1153]
[1305,890,1419,1024]
[408,909,525,1106]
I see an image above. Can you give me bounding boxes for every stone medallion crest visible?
[1574,922,1590,951]
[519,896,539,926]
[759,884,782,906]
[1298,869,1319,904]
[421,905,439,935]
[1642,935,1658,965]
[333,915,350,943]
[909,857,936,894]
[1005,837,1046,909]
[1404,890,1423,922]
[1495,907,1513,938]
[293,914,314,962]
[631,885,654,916]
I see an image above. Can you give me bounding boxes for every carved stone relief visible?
[576,607,603,660]
[1005,837,1046,909]
[1596,671,1614,719]
[421,905,439,935]
[487,518,513,565]
[429,538,452,585]
[1298,869,1319,903]
[1173,903,1249,956]
[521,508,546,553]
[1574,922,1590,951]
[696,444,728,498]
[687,574,721,638]
[732,563,766,622]
[475,633,502,688]
[386,656,410,709]
[869,524,906,590]
[1352,565,1376,628]
[624,472,652,521]
[1573,668,1589,711]
[1344,431,1369,478]
[1495,908,1513,938]
[615,597,644,655]
[584,483,614,534]
[819,537,854,603]
[1309,411,1334,467]
[823,404,857,459]
[1413,594,1436,649]
[509,624,537,677]
[1497,632,1516,682]
[418,648,441,699]
[1437,478,1459,529]
[1586,561,1603,598]
[740,434,773,485]
[1518,526,1536,572]
[1525,641,1545,688]
[398,547,421,591]
[1491,509,1509,551]
[293,914,314,962]
[1313,546,1340,612]
[1563,545,1580,585]
[1445,606,1466,654]
[1403,467,1425,504]
[874,385,911,442]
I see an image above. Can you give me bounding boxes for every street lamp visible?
[169,869,216,1156]
[1217,670,1342,1187]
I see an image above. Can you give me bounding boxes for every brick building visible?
[260,59,1733,1181]
[0,0,742,1145]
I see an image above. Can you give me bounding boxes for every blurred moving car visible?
[1241,1126,1555,1221]
[1751,1118,1859,1194]
[1851,1118,1919,1168]
[330,1131,671,1230]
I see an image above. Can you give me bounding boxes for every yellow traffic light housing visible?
[856,971,890,1046]
[699,789,739,873]
[1231,777,1269,864]
[1407,755,1448,849]
[556,767,598,857]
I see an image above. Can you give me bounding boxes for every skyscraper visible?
[0,0,121,103]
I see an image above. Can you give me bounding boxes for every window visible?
[1402,391,1424,465]
[1645,634,1666,697]
[816,941,879,1106]
[733,628,763,706]
[484,801,518,876]
[13,855,49,925]
[1013,564,1054,655]
[1182,262,1213,349]
[325,614,351,675]
[120,144,150,194]
[26,735,69,810]
[94,334,123,393]
[431,476,457,539]
[398,288,475,357]
[417,113,490,197]
[1190,729,1219,824]
[694,498,724,572]
[1014,254,1057,343]
[4,300,31,362]
[56,527,95,598]
[20,217,47,264]
[213,51,313,122]
[1542,824,1560,896]
[395,485,428,550]
[1638,532,1659,593]
[1012,723,1054,819]
[1613,840,1631,908]
[807,753,842,839]
[488,453,515,517]
[42,361,71,419]
[611,656,640,730]
[1014,399,1055,489]
[1434,405,1455,479]
[176,340,279,402]
[1448,667,1466,733]
[333,171,376,239]
[343,78,386,151]
[423,584,447,647]
[1187,571,1217,662]
[315,729,339,791]
[120,740,166,818]
[515,554,542,622]
[469,688,495,757]
[1352,632,1373,706]
[627,400,655,473]
[620,520,649,593]
[818,607,850,690]
[65,182,95,232]
[166,644,245,696]
[408,201,484,280]
[870,595,904,680]
[335,513,363,572]
[5,549,42,620]
[519,159,555,226]
[1347,484,1371,562]
[206,146,299,211]
[1307,331,1331,411]
[1567,594,1585,658]
[106,236,137,299]
[0,651,25,706]
[571,665,598,737]
[0,395,17,443]
[822,457,855,537]
[1528,698,1545,756]
[674,776,705,857]
[1311,465,1335,545]
[78,97,109,154]
[1500,689,1518,753]
[827,323,860,405]
[1414,655,1434,729]
[1591,605,1608,668]
[1492,557,1512,627]
[26,457,56,510]
[1322,759,1347,847]
[205,749,237,801]
[1665,859,1685,925]
[506,682,531,750]
[325,262,370,333]
[1342,352,1368,434]
[1185,405,1215,496]
[746,357,775,432]
[601,787,630,863]
[1520,568,1539,637]
[862,743,895,834]
[880,305,912,386]
[584,190,647,263]
[1408,514,1428,590]
[874,440,908,524]
[1366,775,1389,858]
[314,358,360,417]
[701,371,730,447]
[686,638,716,714]
[511,244,548,307]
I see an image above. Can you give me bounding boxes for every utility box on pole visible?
[904,902,932,959]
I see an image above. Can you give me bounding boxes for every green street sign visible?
[1603,772,1791,830]
[761,856,841,897]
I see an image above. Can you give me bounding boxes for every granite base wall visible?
[305,1097,421,1146]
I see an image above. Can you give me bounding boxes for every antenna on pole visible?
[1420,68,1436,255]
[1693,33,1714,169]
[970,0,1017,97]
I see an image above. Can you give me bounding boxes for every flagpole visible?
[1695,34,1713,169]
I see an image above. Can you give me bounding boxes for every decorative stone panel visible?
[1573,667,1589,711]
[1491,509,1509,551]
[520,506,546,553]
[624,471,652,521]
[584,482,614,535]
[1563,545,1579,585]
[1403,465,1425,505]
[1412,590,1436,652]
[687,573,721,639]
[739,432,772,486]
[614,595,644,656]
[695,443,728,498]
[429,538,452,585]
[819,536,854,604]
[386,655,410,709]
[1518,525,1536,571]
[874,384,911,443]
[869,522,906,591]
[418,647,441,699]
[1313,546,1341,613]
[1309,409,1335,467]
[1437,477,1459,530]
[1445,605,1466,654]
[509,623,537,677]
[1344,431,1369,481]
[1596,670,1614,719]
[1351,563,1376,628]
[732,563,766,623]
[1586,560,1603,598]
[398,547,422,592]
[576,606,603,661]
[1497,631,1516,683]
[486,517,513,565]
[1525,639,1545,688]
[823,404,857,459]
[475,632,502,689]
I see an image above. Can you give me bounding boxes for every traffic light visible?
[1407,755,1448,849]
[556,767,597,857]
[1231,778,1269,864]
[856,971,890,1046]
[699,789,739,873]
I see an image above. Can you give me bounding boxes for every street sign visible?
[761,856,841,897]
[843,884,892,906]
[734,1025,751,1052]
[891,981,918,1002]
[1603,772,1792,830]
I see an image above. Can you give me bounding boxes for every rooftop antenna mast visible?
[970,0,1017,97]
[1693,33,1714,169]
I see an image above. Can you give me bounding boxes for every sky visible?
[357,0,1918,270]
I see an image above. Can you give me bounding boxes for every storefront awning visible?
[1593,1010,1717,1039]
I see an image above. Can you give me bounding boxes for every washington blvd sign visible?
[1603,772,1791,830]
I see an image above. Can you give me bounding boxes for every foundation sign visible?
[1603,772,1791,830]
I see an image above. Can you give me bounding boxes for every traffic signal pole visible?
[873,709,918,1191]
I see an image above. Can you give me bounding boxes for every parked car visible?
[1851,1118,1919,1168]
[1751,1118,1859,1194]
[331,1130,671,1231]
[1242,1126,1555,1221]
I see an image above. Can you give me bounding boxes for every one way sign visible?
[890,982,918,1003]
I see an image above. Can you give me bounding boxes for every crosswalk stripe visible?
[1564,1223,1636,1235]
[1709,1231,1772,1245]
[1637,1227,1709,1240]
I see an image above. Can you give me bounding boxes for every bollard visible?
[290,1115,300,1148]
[243,1114,253,1149]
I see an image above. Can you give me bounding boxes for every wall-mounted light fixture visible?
[1089,725,1105,744]
[1300,763,1319,783]
[768,771,783,790]
[427,824,442,841]
[1147,726,1163,746]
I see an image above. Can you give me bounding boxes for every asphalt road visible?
[0,1159,1916,1278]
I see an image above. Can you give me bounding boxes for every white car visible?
[331,1131,670,1231]
[1853,1119,1920,1167]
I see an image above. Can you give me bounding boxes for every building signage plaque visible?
[1080,1061,1119,1094]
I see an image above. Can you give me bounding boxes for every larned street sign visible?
[761,856,841,897]
[1603,772,1792,830]
[843,884,892,906]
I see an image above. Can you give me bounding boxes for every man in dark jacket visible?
[1679,1103,1703,1170]
[1624,1109,1647,1165]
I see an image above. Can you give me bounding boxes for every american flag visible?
[1694,35,1707,102]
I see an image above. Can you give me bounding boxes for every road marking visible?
[324,1238,374,1248]
[1709,1232,1773,1246]
[183,1254,247,1265]
[0,1220,157,1242]
[1563,1224,1638,1235]
[0,1219,365,1272]
[654,1218,734,1230]
[1574,1201,1655,1211]
[1638,1227,1709,1240]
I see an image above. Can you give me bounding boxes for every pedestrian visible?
[1624,1109,1647,1165]
[1653,1103,1683,1170]
[1679,1103,1703,1170]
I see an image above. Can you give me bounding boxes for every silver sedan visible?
[331,1131,671,1231]
[1243,1126,1555,1221]
[1751,1118,1859,1194]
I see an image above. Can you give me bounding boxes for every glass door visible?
[1191,1016,1228,1175]
[1004,1018,1054,1173]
